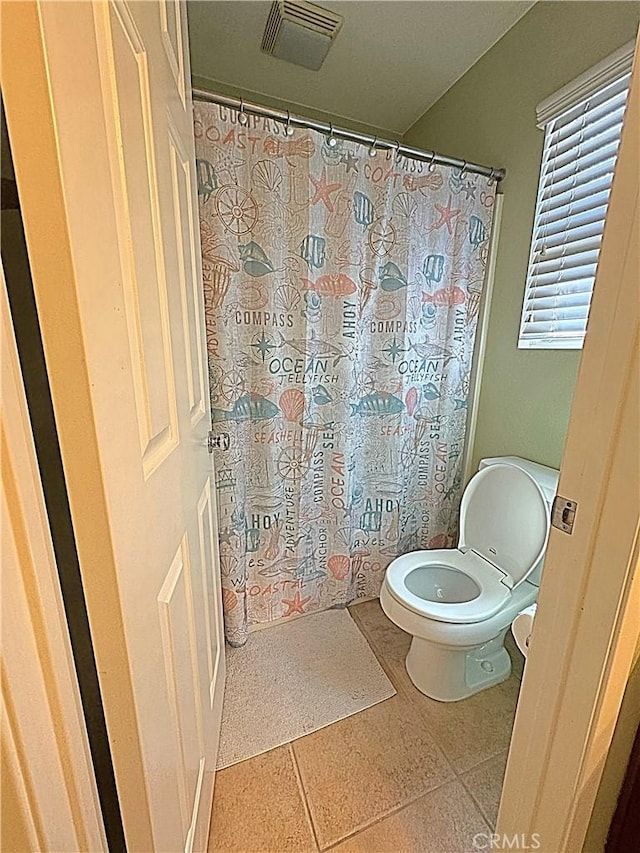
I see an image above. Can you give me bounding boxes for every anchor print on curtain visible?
[194,101,496,646]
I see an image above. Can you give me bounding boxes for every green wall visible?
[191,73,391,140]
[405,2,639,471]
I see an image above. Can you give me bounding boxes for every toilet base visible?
[405,630,512,702]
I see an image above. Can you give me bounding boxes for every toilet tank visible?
[478,456,559,586]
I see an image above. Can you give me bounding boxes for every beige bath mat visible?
[216,608,396,769]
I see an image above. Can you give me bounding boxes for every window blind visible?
[519,67,631,349]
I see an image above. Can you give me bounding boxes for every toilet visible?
[380,456,559,702]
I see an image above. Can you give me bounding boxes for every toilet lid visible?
[459,463,550,588]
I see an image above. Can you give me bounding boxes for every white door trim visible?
[497,35,640,851]
[1,263,107,852]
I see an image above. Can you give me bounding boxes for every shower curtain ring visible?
[428,152,437,172]
[284,109,294,137]
[487,168,495,186]
[460,160,467,179]
[369,137,378,158]
[391,140,400,163]
[238,98,248,126]
[327,123,338,148]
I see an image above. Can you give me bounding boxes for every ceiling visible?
[187,0,535,135]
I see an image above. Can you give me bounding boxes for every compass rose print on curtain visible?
[194,103,496,646]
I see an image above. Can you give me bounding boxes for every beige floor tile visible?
[460,750,509,828]
[208,745,316,852]
[408,675,520,774]
[350,600,520,775]
[349,600,411,685]
[332,780,491,853]
[293,694,455,849]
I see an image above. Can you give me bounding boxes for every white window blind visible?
[518,45,633,350]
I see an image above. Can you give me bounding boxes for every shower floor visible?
[208,600,523,851]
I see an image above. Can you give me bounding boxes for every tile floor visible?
[208,600,525,852]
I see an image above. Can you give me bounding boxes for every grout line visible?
[321,776,461,851]
[289,743,321,852]
[451,742,512,778]
[349,606,510,780]
[289,609,457,849]
[302,604,509,844]
[458,770,499,831]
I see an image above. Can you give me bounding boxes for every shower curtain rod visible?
[192,88,506,183]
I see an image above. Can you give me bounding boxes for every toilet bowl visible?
[380,456,558,702]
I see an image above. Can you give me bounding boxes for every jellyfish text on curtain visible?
[194,101,496,646]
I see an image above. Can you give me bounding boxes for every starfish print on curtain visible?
[309,167,342,211]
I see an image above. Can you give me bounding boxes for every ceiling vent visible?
[261,1,343,71]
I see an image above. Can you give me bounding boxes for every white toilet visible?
[380,456,559,702]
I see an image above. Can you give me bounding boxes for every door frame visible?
[497,36,640,851]
[1,260,107,851]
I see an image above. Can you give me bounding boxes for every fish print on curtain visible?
[194,102,496,646]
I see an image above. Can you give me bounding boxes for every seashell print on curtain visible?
[194,102,496,646]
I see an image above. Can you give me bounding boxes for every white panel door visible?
[1,1,225,850]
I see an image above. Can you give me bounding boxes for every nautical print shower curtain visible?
[194,101,496,646]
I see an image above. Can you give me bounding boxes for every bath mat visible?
[216,609,396,769]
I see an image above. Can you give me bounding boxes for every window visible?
[518,42,633,350]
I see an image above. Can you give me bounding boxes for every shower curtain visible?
[194,101,496,646]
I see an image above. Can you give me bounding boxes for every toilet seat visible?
[384,549,512,623]
[457,463,550,588]
[383,463,551,625]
